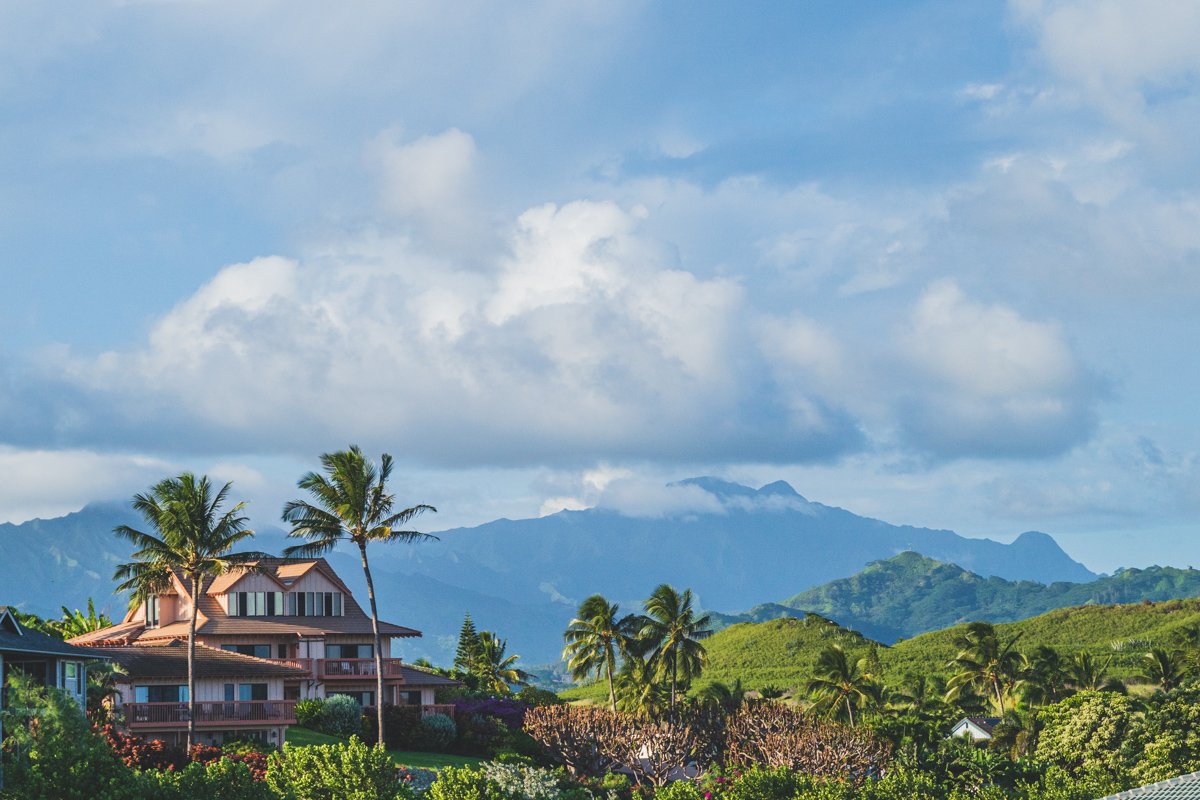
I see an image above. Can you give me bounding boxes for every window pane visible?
[135,686,148,703]
[334,593,342,616]
[288,592,296,616]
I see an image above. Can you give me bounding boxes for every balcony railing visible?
[123,700,297,728]
[421,703,456,718]
[264,657,315,674]
[317,658,406,679]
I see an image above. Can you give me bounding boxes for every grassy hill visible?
[711,552,1200,644]
[563,598,1200,701]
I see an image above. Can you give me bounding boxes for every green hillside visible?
[773,552,1200,643]
[562,597,1200,701]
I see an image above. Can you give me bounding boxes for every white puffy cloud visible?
[0,446,170,524]
[596,478,725,518]
[893,281,1100,458]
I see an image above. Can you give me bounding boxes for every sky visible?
[1,0,1198,573]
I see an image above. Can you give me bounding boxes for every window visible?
[134,685,188,703]
[62,662,82,695]
[398,690,421,706]
[221,644,272,659]
[287,591,343,617]
[326,643,372,658]
[229,591,284,617]
[145,597,159,628]
[238,683,268,701]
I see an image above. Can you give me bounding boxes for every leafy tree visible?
[52,599,113,640]
[454,613,482,676]
[805,644,874,725]
[1034,690,1137,786]
[474,631,527,695]
[1126,686,1200,784]
[562,594,637,712]
[113,473,261,750]
[1141,647,1188,692]
[640,584,711,712]
[282,445,436,747]
[945,621,1025,714]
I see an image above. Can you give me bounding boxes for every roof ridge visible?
[1100,770,1200,800]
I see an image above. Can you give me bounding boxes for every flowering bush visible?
[398,766,440,794]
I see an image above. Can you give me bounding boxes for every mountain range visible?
[0,477,1099,663]
[709,551,1200,643]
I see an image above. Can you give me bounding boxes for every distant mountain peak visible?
[671,476,758,497]
[756,480,804,500]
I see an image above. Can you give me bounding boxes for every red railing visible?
[318,658,406,679]
[123,700,297,728]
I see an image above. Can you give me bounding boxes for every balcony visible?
[317,658,406,680]
[264,657,315,676]
[124,700,297,729]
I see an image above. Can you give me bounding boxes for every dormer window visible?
[287,591,343,617]
[145,596,160,628]
[230,591,284,617]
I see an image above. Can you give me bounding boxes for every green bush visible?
[429,765,509,800]
[264,737,408,800]
[718,767,816,800]
[141,758,275,800]
[654,781,705,800]
[320,694,366,737]
[1035,691,1136,786]
[419,712,458,751]
[294,698,324,729]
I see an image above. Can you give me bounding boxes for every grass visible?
[284,725,483,769]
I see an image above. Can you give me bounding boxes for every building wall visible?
[116,675,286,702]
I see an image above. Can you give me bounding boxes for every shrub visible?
[716,766,815,800]
[517,686,563,707]
[428,765,509,800]
[453,697,530,730]
[653,782,704,800]
[398,767,440,795]
[379,704,426,750]
[420,712,458,751]
[141,757,275,800]
[294,698,324,729]
[1035,691,1136,786]
[478,762,564,800]
[320,694,366,737]
[456,712,512,756]
[264,737,407,800]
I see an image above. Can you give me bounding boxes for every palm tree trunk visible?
[359,541,386,748]
[606,649,617,713]
[187,574,199,752]
[670,655,677,713]
[846,695,855,727]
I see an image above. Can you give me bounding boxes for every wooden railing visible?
[317,658,406,679]
[264,657,314,674]
[421,703,456,718]
[123,700,297,728]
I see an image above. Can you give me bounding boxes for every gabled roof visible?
[1096,771,1200,800]
[94,641,312,680]
[71,558,421,645]
[0,606,110,660]
[397,665,462,688]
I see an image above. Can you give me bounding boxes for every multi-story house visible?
[1,605,107,788]
[70,557,458,745]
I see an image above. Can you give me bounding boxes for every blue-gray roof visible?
[1097,771,1200,800]
[0,606,109,660]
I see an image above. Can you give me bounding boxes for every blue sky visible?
[1,0,1198,573]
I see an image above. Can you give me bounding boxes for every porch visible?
[124,699,297,729]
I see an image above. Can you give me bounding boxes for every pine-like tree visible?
[454,612,482,674]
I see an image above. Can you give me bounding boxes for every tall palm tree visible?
[945,622,1025,715]
[697,678,746,713]
[562,595,638,712]
[1141,647,1187,692]
[113,473,262,750]
[893,673,948,717]
[475,631,527,695]
[282,445,436,747]
[640,584,711,713]
[805,644,873,725]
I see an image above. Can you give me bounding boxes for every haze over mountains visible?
[0,477,1111,663]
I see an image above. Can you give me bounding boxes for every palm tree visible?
[945,622,1025,714]
[1141,647,1187,692]
[893,673,948,717]
[640,584,711,713]
[614,649,668,716]
[1066,652,1125,693]
[1021,645,1069,707]
[562,595,638,712]
[474,631,527,695]
[697,678,746,713]
[282,445,436,747]
[52,598,112,639]
[113,473,262,750]
[805,644,873,725]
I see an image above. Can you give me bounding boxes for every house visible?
[949,716,1000,741]
[1,606,108,789]
[68,558,458,743]
[1095,770,1200,800]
